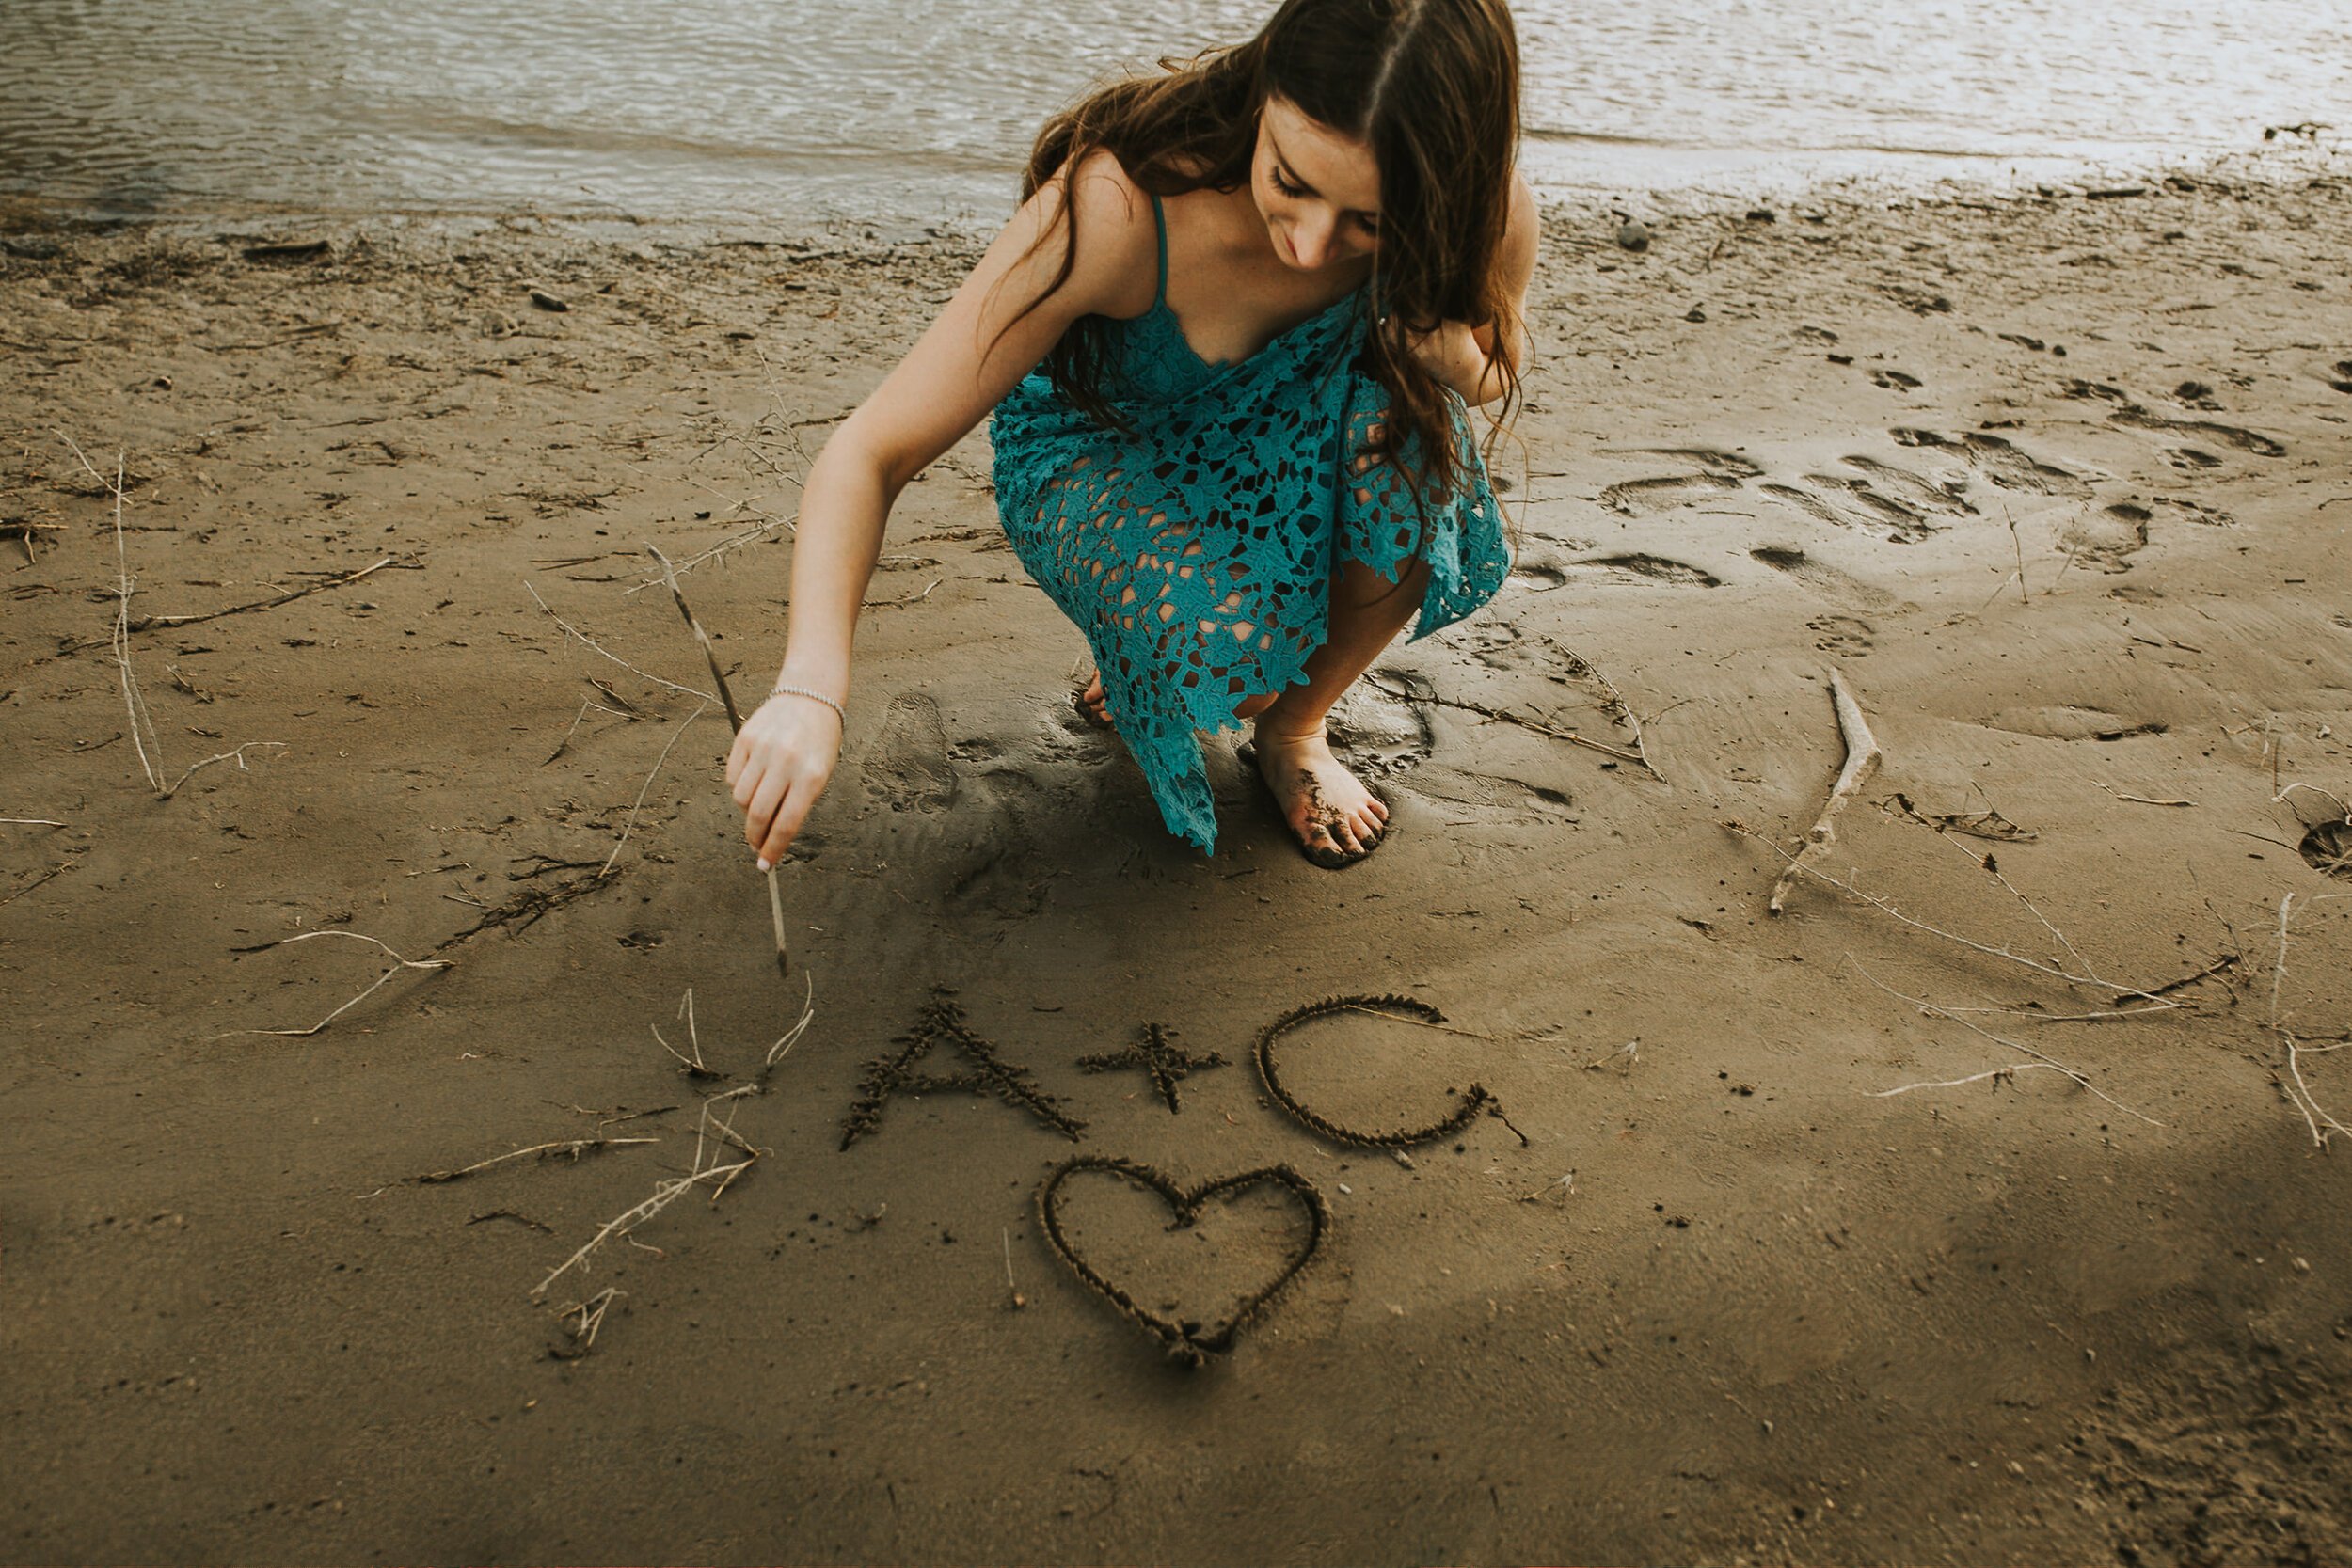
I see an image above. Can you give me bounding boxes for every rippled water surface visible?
[1,0,2344,232]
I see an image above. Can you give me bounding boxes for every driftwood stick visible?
[1770,670,1883,915]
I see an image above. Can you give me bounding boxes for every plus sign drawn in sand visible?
[839,991,1086,1149]
[1037,1155,1330,1368]
[1253,994,1528,1149]
[1076,1022,1230,1113]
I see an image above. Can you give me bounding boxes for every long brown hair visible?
[1011,0,1522,509]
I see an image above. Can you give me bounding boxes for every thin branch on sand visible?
[228,929,452,1037]
[530,1155,756,1299]
[1850,958,2163,1126]
[1921,816,2091,979]
[2269,893,2350,1148]
[1539,637,1669,778]
[556,1286,624,1354]
[2097,783,2195,808]
[598,700,712,877]
[119,555,405,636]
[759,970,817,1084]
[653,986,724,1079]
[644,544,789,976]
[1726,821,2190,1003]
[524,580,719,706]
[413,1137,659,1183]
[0,858,78,908]
[2,817,66,828]
[619,508,799,596]
[60,433,164,791]
[1871,1063,2088,1098]
[1769,670,1882,915]
[155,740,286,801]
[1372,673,1652,772]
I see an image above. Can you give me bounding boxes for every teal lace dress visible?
[989,192,1509,852]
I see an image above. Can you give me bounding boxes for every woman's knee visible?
[1233,691,1279,721]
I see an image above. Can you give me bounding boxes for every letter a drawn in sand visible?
[839,990,1087,1149]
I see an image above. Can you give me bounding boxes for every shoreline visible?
[4,138,2343,249]
[5,156,2352,1564]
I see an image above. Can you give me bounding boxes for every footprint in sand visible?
[2107,404,2286,457]
[1840,455,1977,517]
[1599,472,1742,515]
[2165,447,2223,471]
[2326,360,2352,395]
[1763,478,1936,543]
[1597,449,1760,516]
[1807,614,1876,655]
[1891,428,2093,499]
[2060,503,2151,573]
[1333,671,1435,778]
[1749,546,1899,611]
[861,691,959,811]
[1565,553,1722,587]
[1868,368,1923,390]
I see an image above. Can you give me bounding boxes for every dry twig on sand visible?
[653,986,725,1079]
[1725,822,2201,1005]
[413,1137,659,1183]
[1769,670,1882,915]
[227,929,452,1037]
[556,1286,624,1354]
[59,434,163,791]
[524,580,719,706]
[598,699,712,877]
[530,1154,757,1300]
[2269,892,2352,1148]
[116,555,405,637]
[1851,958,2164,1126]
[155,740,286,801]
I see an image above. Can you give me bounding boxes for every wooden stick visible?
[1769,670,1882,915]
[644,541,790,977]
[646,543,744,731]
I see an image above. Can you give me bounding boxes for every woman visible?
[729,0,1535,871]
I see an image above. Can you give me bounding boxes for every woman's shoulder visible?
[1025,148,1162,318]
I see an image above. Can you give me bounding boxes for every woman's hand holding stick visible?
[647,543,805,977]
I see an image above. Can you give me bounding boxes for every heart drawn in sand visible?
[1037,1155,1330,1367]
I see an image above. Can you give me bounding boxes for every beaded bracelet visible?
[768,683,847,726]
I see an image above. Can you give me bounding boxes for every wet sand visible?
[5,161,2352,1565]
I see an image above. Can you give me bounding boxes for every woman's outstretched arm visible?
[727,154,1156,868]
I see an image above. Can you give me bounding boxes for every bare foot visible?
[1249,722,1390,868]
[1072,673,1115,730]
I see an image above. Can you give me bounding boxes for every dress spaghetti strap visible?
[1149,191,1168,307]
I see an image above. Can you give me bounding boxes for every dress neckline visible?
[1152,288,1363,372]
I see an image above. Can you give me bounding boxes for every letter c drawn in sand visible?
[1252,993,1526,1149]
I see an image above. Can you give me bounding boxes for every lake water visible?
[1,0,2344,237]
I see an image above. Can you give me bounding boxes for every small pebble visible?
[1615,220,1651,252]
[529,288,568,312]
